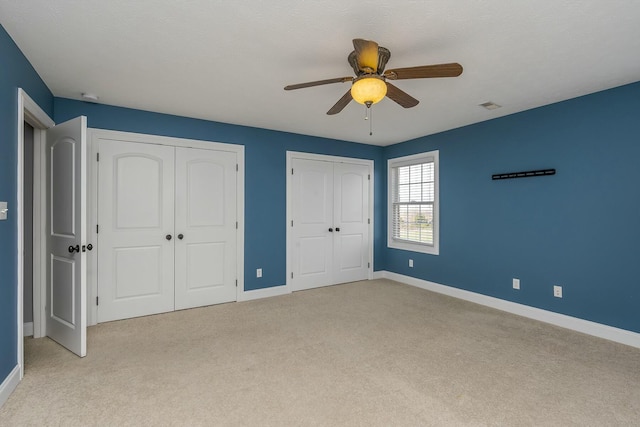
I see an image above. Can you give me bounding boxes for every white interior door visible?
[291,158,334,291]
[174,147,237,309]
[333,163,370,284]
[46,116,87,357]
[97,140,175,322]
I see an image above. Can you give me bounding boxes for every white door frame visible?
[285,151,374,293]
[87,128,245,325]
[16,88,55,379]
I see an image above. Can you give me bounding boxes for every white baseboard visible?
[23,322,33,337]
[0,365,20,409]
[238,285,290,302]
[381,271,640,349]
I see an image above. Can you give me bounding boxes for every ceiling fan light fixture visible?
[351,76,387,106]
[284,38,463,115]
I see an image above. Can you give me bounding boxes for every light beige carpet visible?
[2,279,639,426]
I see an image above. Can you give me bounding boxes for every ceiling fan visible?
[284,38,463,115]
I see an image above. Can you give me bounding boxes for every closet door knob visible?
[178,234,184,240]
[335,227,340,232]
[166,234,172,241]
[328,228,333,232]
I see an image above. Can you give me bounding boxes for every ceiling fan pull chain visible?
[364,104,369,120]
[369,106,373,136]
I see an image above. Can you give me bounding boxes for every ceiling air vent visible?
[480,101,501,110]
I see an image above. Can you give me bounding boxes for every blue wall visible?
[383,81,640,333]
[0,25,53,381]
[54,99,386,291]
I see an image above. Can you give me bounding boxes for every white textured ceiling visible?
[1,1,639,146]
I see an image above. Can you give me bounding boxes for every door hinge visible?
[291,272,294,279]
[96,296,99,306]
[291,220,293,227]
[368,174,370,180]
[96,224,99,233]
[97,153,100,162]
[291,168,294,175]
[236,279,238,287]
[236,221,238,229]
[236,164,238,172]
[368,262,370,268]
[367,218,370,224]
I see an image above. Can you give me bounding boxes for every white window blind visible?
[388,151,439,255]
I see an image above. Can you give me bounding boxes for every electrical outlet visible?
[257,268,262,278]
[553,285,562,298]
[512,278,520,290]
[409,259,414,268]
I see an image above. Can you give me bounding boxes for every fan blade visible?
[284,77,352,90]
[385,82,419,108]
[384,63,463,80]
[327,90,353,115]
[353,39,379,73]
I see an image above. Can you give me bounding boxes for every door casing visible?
[286,151,374,293]
[16,88,55,379]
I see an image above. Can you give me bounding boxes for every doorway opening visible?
[23,121,35,339]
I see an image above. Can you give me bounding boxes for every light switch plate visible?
[0,201,7,220]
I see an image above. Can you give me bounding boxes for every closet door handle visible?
[177,234,184,240]
[328,228,333,232]
[165,234,172,241]
[68,245,80,253]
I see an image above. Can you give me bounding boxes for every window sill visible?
[388,240,439,255]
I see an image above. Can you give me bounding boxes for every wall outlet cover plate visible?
[0,201,8,220]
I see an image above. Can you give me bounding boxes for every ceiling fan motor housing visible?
[348,46,391,76]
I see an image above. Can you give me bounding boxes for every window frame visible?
[387,150,439,255]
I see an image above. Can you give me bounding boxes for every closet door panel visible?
[97,140,175,322]
[174,147,237,309]
[333,163,370,284]
[291,159,334,291]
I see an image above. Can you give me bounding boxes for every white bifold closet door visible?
[174,147,237,310]
[97,141,236,323]
[291,158,370,291]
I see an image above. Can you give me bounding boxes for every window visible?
[388,150,439,255]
